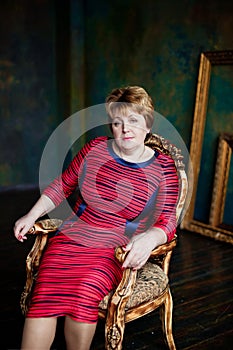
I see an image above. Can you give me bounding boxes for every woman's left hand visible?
[122,228,167,270]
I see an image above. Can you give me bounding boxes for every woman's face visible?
[111,109,150,151]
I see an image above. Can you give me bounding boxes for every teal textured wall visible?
[0,0,58,187]
[0,0,232,191]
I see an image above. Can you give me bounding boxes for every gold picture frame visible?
[209,133,233,229]
[181,50,233,244]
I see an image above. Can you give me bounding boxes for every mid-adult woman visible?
[14,86,179,350]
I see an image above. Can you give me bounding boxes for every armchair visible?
[20,133,188,350]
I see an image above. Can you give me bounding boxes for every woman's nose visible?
[122,122,129,132]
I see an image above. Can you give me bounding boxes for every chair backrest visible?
[145,133,188,223]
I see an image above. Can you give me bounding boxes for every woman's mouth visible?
[122,136,133,141]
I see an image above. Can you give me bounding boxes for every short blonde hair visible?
[105,86,155,129]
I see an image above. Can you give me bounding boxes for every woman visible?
[14,86,179,350]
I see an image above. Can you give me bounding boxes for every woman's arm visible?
[123,157,179,270]
[14,194,55,242]
[14,138,104,242]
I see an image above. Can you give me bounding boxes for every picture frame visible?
[181,50,233,244]
[209,133,233,229]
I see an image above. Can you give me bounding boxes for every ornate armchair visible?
[20,133,188,350]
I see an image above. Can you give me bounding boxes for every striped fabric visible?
[43,136,179,246]
[27,136,179,322]
[27,235,122,323]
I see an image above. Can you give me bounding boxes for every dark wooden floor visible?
[0,188,233,349]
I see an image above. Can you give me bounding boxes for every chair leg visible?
[160,288,176,350]
[105,322,125,350]
[104,268,137,349]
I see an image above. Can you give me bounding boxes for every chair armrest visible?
[113,246,137,302]
[115,236,177,277]
[150,237,177,258]
[27,218,63,235]
[115,236,177,263]
[106,251,137,349]
[20,218,63,315]
[107,239,177,348]
[25,218,63,282]
[114,246,128,263]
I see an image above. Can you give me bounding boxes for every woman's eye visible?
[113,121,121,127]
[129,118,138,123]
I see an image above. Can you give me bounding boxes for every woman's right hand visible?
[14,194,55,242]
[14,214,36,242]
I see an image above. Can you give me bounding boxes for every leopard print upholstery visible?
[99,262,168,310]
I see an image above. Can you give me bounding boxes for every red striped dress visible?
[26,136,179,323]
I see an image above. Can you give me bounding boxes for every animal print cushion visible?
[99,262,168,310]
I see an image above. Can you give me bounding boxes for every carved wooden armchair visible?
[20,133,188,350]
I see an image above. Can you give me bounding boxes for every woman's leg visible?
[21,317,57,350]
[64,317,97,350]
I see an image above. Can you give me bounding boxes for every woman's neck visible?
[113,142,153,163]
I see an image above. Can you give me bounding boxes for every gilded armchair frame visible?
[20,133,188,350]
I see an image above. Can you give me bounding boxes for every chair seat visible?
[99,262,168,310]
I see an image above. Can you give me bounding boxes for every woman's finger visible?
[14,222,30,240]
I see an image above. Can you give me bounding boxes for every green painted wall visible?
[81,0,232,142]
[0,0,58,187]
[0,0,232,198]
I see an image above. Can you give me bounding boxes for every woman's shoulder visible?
[86,136,108,147]
[81,136,108,152]
[77,136,109,160]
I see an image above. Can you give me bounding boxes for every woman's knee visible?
[64,317,97,350]
[21,317,57,349]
